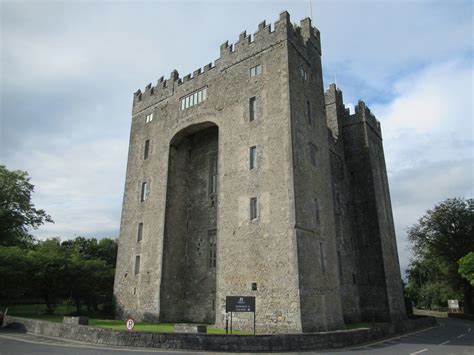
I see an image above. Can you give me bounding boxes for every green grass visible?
[2,303,251,334]
[90,319,175,332]
[207,326,251,334]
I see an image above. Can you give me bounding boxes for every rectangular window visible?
[307,100,312,126]
[314,198,320,228]
[300,68,308,81]
[140,182,148,202]
[137,222,143,242]
[145,113,153,123]
[309,143,317,167]
[319,242,326,272]
[209,155,217,195]
[249,146,257,170]
[144,140,150,160]
[250,197,258,220]
[208,229,217,269]
[180,87,208,110]
[249,64,262,77]
[134,255,141,275]
[249,97,256,121]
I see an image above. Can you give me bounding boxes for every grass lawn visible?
[2,303,250,334]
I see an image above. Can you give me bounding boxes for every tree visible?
[459,252,474,286]
[0,165,53,247]
[407,198,474,313]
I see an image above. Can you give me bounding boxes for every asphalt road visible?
[0,317,472,355]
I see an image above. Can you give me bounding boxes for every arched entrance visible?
[160,122,218,323]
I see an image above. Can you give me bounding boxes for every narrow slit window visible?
[134,255,141,275]
[314,198,320,228]
[249,146,257,170]
[140,182,148,202]
[145,113,153,123]
[319,242,326,272]
[137,222,143,242]
[250,197,258,220]
[209,155,218,195]
[249,97,256,121]
[309,143,317,167]
[144,140,150,160]
[307,100,312,126]
[208,229,217,269]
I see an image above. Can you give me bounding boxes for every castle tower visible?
[113,11,405,333]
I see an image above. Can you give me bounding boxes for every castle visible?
[113,11,406,333]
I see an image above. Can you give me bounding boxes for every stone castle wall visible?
[113,11,406,333]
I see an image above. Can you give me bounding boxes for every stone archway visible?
[159,122,218,323]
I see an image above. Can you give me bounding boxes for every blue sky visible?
[1,0,472,275]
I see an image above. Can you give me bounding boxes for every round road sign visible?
[126,318,135,331]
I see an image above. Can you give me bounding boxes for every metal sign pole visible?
[230,312,233,334]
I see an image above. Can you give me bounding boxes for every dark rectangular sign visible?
[226,296,255,312]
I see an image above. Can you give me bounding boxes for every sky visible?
[1,0,473,276]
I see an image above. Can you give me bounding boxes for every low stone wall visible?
[413,308,448,318]
[2,316,436,352]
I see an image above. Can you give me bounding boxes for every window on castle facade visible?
[145,113,153,123]
[314,198,320,228]
[250,197,258,220]
[209,155,217,195]
[319,242,326,272]
[249,97,256,121]
[307,100,312,126]
[249,146,257,170]
[137,222,143,242]
[140,182,148,202]
[309,143,317,167]
[180,87,208,110]
[144,140,150,160]
[249,64,262,77]
[300,68,308,81]
[134,255,141,275]
[208,229,217,269]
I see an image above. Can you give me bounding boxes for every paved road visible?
[0,317,472,355]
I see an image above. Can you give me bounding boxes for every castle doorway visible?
[160,122,218,324]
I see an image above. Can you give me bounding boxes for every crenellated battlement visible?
[350,100,382,136]
[132,11,321,109]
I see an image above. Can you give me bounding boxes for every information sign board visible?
[226,296,255,312]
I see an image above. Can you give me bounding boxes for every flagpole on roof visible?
[309,0,313,19]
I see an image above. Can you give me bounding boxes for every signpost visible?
[448,299,460,312]
[225,296,256,335]
[126,317,135,331]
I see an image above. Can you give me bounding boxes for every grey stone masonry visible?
[113,10,406,333]
[3,316,436,352]
[63,316,89,325]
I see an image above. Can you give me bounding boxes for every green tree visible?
[28,238,69,312]
[459,252,474,286]
[407,198,474,313]
[0,246,32,300]
[0,165,53,247]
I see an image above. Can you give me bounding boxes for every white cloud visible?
[372,60,474,273]
[1,1,472,278]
